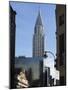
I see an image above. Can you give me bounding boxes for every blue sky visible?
[10,2,56,58]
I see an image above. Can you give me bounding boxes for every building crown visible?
[35,10,43,26]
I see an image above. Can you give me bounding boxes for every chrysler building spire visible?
[35,10,43,26]
[33,10,44,57]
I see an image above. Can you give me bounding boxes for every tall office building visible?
[33,11,44,57]
[9,5,16,88]
[55,5,66,85]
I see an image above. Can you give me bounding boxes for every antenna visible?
[38,5,40,14]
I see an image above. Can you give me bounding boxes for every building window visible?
[59,34,64,53]
[59,53,64,66]
[59,14,64,26]
[60,76,66,85]
[59,34,64,66]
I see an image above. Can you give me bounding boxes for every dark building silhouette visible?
[9,5,16,88]
[39,60,43,86]
[43,67,50,87]
[55,5,66,85]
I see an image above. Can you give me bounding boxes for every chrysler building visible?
[33,11,44,57]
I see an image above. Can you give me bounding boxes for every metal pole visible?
[44,51,56,86]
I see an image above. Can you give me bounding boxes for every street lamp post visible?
[44,51,55,60]
[43,51,56,86]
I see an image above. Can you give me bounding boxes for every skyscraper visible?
[9,5,16,88]
[33,11,44,57]
[55,5,66,85]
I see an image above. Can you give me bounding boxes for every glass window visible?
[59,14,64,26]
[59,34,64,53]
